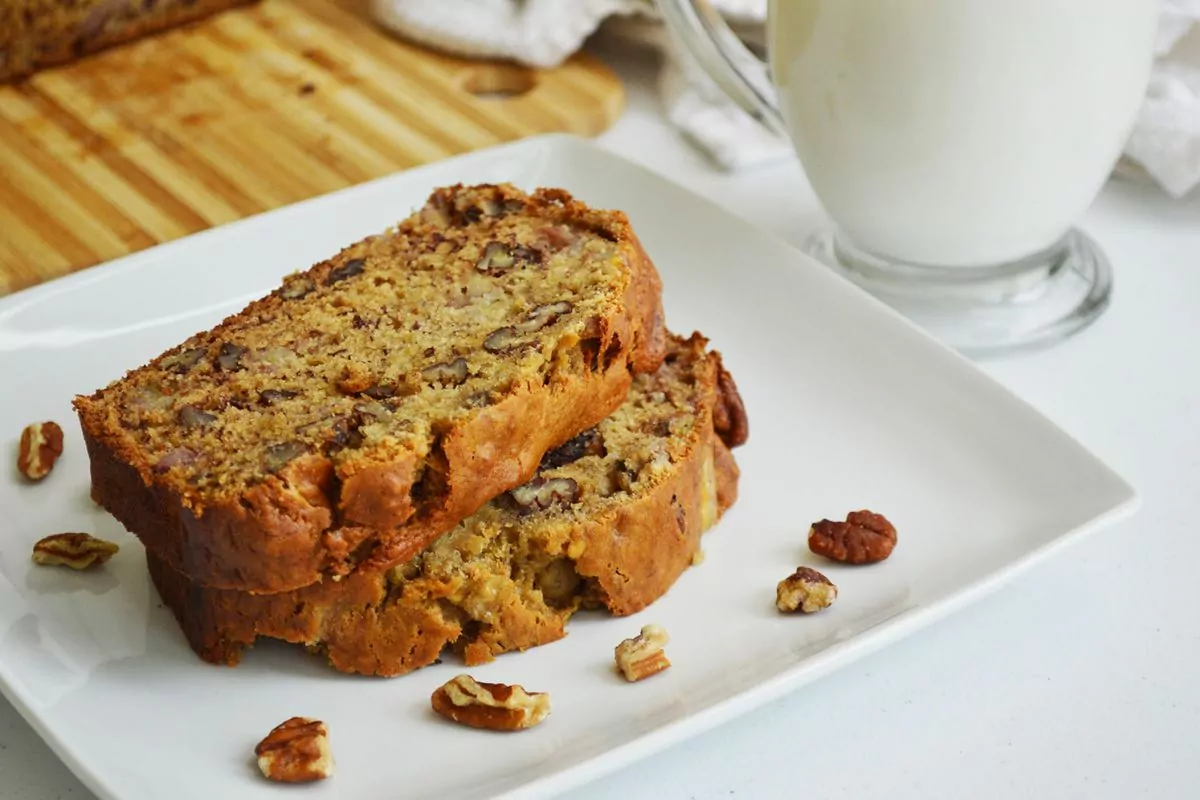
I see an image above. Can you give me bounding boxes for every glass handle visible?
[655,0,786,134]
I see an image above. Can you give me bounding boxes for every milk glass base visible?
[805,228,1113,356]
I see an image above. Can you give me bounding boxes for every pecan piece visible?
[507,477,580,514]
[518,300,573,333]
[421,357,469,387]
[327,417,363,450]
[154,447,199,473]
[361,383,399,400]
[614,624,671,682]
[17,421,64,481]
[539,427,604,469]
[259,388,298,406]
[255,717,333,783]
[808,510,897,564]
[215,343,247,371]
[712,359,749,448]
[479,197,526,218]
[483,326,521,354]
[326,257,365,285]
[776,566,838,613]
[281,275,316,300]
[475,241,515,274]
[511,244,542,265]
[159,347,206,374]
[32,533,119,570]
[644,418,672,437]
[264,441,308,473]
[474,241,543,275]
[178,405,216,428]
[431,675,551,731]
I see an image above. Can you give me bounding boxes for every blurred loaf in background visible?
[0,0,256,82]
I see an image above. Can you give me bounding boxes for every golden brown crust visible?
[572,421,736,618]
[77,185,667,594]
[145,335,744,677]
[0,0,257,82]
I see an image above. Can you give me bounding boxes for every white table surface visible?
[3,41,1199,800]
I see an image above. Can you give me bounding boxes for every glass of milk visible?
[658,0,1160,353]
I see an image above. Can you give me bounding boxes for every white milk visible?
[770,0,1159,267]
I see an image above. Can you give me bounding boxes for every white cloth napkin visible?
[1126,0,1200,197]
[369,0,1200,198]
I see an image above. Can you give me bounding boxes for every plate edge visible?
[496,490,1141,799]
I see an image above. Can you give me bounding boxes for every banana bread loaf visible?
[76,184,666,594]
[146,333,748,677]
[1,0,256,82]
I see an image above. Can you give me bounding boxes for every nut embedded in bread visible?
[146,332,748,676]
[75,184,666,593]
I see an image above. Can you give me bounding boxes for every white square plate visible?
[0,135,1137,799]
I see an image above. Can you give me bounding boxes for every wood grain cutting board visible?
[0,0,625,295]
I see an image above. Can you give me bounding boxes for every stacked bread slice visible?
[76,184,747,676]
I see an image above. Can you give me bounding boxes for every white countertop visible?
[3,43,1199,800]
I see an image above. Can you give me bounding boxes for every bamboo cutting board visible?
[0,0,625,296]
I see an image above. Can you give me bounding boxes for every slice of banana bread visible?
[146,333,748,677]
[1,0,256,82]
[76,184,666,593]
